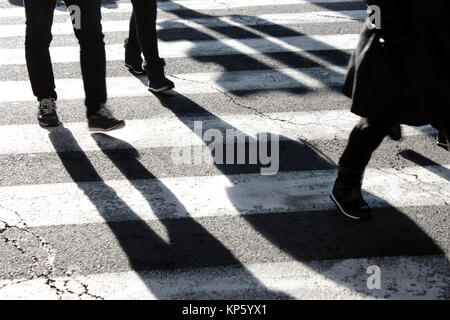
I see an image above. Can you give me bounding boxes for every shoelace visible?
[40,99,56,115]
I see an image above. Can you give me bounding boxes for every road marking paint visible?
[0,165,448,227]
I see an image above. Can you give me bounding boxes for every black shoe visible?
[124,38,146,75]
[87,104,125,132]
[330,180,371,220]
[37,98,60,127]
[330,167,371,220]
[147,58,175,92]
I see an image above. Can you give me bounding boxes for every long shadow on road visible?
[48,124,292,299]
[399,149,450,182]
[155,0,362,96]
[152,91,448,297]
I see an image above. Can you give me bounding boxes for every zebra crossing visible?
[0,0,448,300]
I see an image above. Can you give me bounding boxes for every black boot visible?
[146,58,175,92]
[330,166,371,220]
[124,38,146,75]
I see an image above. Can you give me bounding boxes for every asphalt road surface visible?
[0,0,448,300]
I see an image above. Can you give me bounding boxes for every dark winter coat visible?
[342,0,450,126]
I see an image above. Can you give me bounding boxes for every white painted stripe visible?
[0,0,363,18]
[0,255,447,300]
[0,165,448,228]
[0,109,435,155]
[0,66,349,103]
[0,34,359,65]
[0,11,365,38]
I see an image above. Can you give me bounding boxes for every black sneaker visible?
[148,77,175,93]
[124,38,146,75]
[330,178,371,220]
[87,104,125,132]
[37,98,60,127]
[147,58,175,92]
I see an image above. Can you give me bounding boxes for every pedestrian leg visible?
[433,122,450,151]
[129,0,174,92]
[331,118,392,219]
[65,0,106,114]
[124,10,146,74]
[24,0,60,126]
[65,0,124,131]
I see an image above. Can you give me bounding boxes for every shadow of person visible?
[8,0,24,6]
[46,124,291,299]
[100,0,119,9]
[399,149,450,182]
[152,90,447,297]
[125,0,356,95]
[155,0,356,97]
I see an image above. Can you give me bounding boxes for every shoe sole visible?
[38,120,60,127]
[437,142,449,149]
[88,120,126,132]
[148,84,175,93]
[437,139,449,151]
[330,192,369,220]
[125,63,146,75]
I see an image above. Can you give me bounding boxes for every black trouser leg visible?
[24,0,106,113]
[127,11,141,51]
[331,118,387,219]
[24,0,58,101]
[64,0,107,115]
[128,0,160,63]
[339,118,392,174]
[433,121,450,150]
[124,10,144,67]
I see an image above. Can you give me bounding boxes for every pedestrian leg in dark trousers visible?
[23,0,125,131]
[433,122,450,151]
[124,1,174,92]
[330,118,395,220]
[24,0,59,126]
[124,10,146,75]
